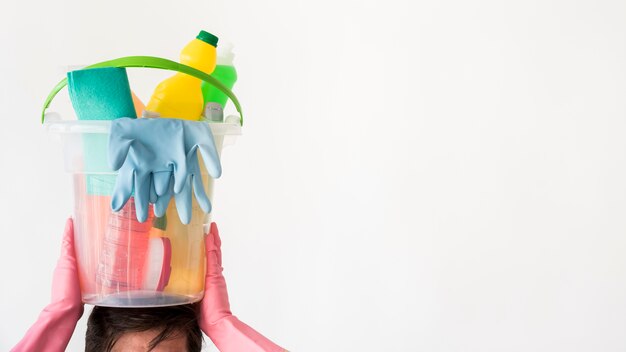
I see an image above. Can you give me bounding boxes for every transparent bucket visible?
[45,115,241,307]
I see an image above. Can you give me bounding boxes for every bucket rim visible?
[43,115,243,136]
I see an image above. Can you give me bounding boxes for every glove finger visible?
[170,119,187,194]
[197,143,222,179]
[59,218,77,266]
[107,129,133,170]
[204,245,222,281]
[111,166,134,211]
[153,171,172,196]
[194,122,221,178]
[149,173,158,204]
[192,174,211,213]
[154,194,172,218]
[200,221,232,326]
[174,176,193,224]
[212,222,222,265]
[172,161,188,194]
[205,222,222,265]
[51,218,82,304]
[134,170,151,222]
[203,224,225,289]
[154,175,173,218]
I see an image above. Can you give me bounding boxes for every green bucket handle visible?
[41,55,243,125]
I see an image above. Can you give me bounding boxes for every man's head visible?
[85,304,202,352]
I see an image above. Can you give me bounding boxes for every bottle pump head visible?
[217,42,235,66]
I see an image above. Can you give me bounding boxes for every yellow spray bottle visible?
[146,30,218,120]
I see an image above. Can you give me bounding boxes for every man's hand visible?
[12,218,84,352]
[198,223,286,352]
[199,222,232,329]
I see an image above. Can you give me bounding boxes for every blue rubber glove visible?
[108,118,221,223]
[153,121,222,223]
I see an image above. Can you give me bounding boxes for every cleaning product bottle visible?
[144,216,172,292]
[163,198,206,296]
[97,199,154,293]
[146,30,218,120]
[131,91,146,117]
[201,43,238,112]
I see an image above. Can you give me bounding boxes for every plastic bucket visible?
[45,116,241,307]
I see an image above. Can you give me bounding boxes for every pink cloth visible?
[200,223,286,352]
[12,219,84,352]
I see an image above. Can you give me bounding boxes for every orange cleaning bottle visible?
[146,30,218,120]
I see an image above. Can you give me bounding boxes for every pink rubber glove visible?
[12,218,84,352]
[200,222,286,352]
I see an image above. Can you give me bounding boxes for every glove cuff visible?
[203,315,285,352]
[11,301,83,352]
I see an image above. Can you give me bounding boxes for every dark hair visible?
[85,304,202,352]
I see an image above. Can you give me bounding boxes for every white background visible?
[1,0,625,351]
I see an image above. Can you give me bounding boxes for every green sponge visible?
[68,67,136,120]
[67,67,137,196]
